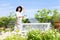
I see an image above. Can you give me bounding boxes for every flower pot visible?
[54,22,60,29]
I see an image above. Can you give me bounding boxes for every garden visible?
[0,9,60,40]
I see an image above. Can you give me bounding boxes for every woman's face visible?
[18,8,21,12]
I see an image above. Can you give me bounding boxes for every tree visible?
[22,18,30,23]
[52,9,60,22]
[34,8,52,23]
[0,12,16,28]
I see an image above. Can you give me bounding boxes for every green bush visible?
[27,29,60,40]
[3,29,60,40]
[22,18,30,23]
[4,34,26,40]
[34,8,52,23]
[27,30,42,40]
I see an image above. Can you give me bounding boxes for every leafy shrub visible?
[42,29,58,40]
[4,34,26,40]
[34,9,52,23]
[27,29,60,40]
[27,30,42,40]
[22,18,30,23]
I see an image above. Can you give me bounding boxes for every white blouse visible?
[14,12,24,31]
[16,12,23,23]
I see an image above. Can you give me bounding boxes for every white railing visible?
[21,23,51,33]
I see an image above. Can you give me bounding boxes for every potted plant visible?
[52,9,60,29]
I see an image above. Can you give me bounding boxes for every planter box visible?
[54,22,60,29]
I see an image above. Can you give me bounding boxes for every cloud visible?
[0,3,12,9]
[0,3,14,11]
[47,6,60,10]
[0,3,10,7]
[0,3,14,17]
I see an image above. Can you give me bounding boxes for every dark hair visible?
[16,6,23,12]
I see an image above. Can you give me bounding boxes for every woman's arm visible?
[16,13,24,18]
[19,16,24,18]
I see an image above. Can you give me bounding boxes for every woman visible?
[14,6,24,31]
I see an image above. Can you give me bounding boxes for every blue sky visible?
[0,0,60,18]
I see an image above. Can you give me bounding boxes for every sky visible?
[0,0,60,18]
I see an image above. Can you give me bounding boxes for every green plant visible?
[27,30,42,40]
[0,27,4,32]
[27,29,59,40]
[52,9,60,22]
[42,29,58,40]
[22,18,30,23]
[4,34,26,40]
[34,8,52,23]
[0,13,16,28]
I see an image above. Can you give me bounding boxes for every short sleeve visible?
[16,12,24,18]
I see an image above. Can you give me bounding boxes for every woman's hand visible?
[19,16,24,18]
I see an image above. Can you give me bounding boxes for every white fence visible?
[21,23,51,33]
